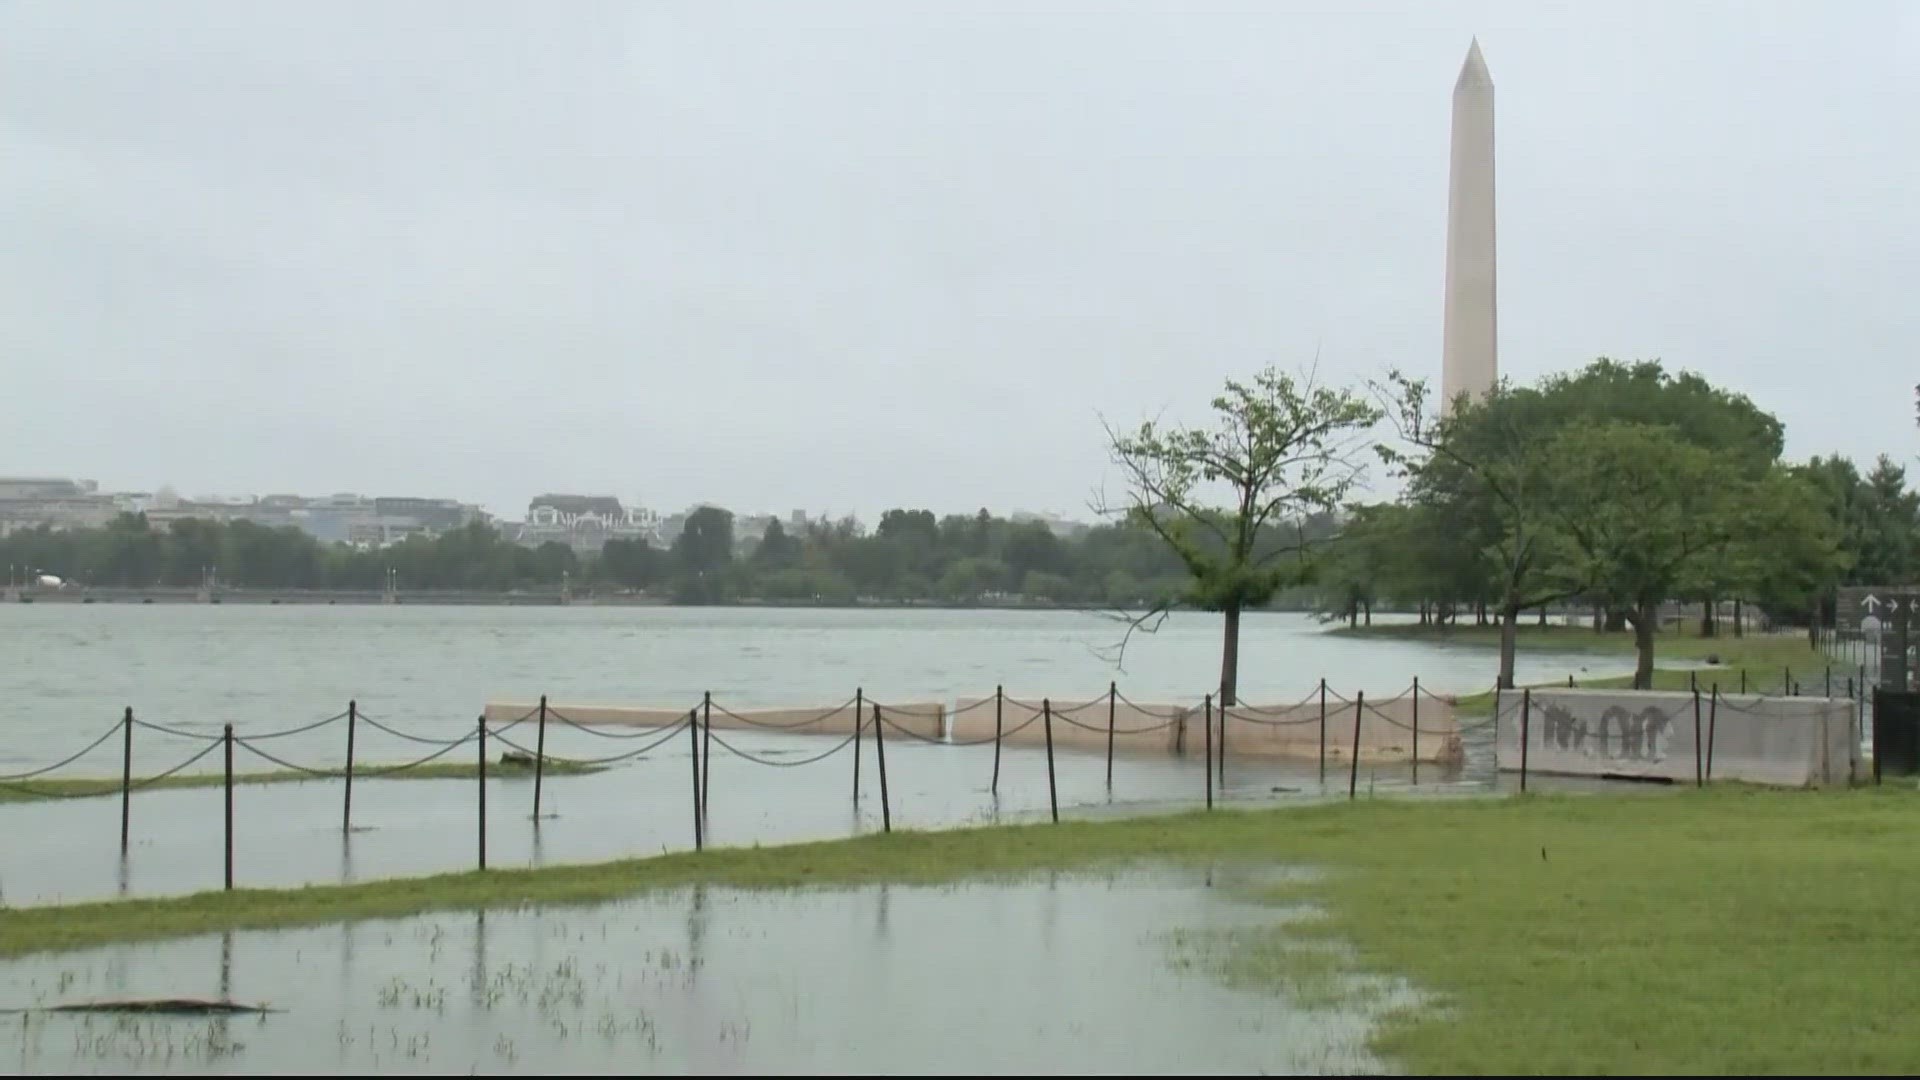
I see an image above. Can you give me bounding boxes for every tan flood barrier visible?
[483,699,946,741]
[948,691,1464,766]
[1221,693,1464,767]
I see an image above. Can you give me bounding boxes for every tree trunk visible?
[1219,603,1242,707]
[1733,597,1745,638]
[1604,608,1628,633]
[1418,600,1429,626]
[1347,596,1358,628]
[1592,603,1604,632]
[1537,607,1547,627]
[1363,599,1372,627]
[1498,601,1521,689]
[1629,602,1657,689]
[1701,597,1717,638]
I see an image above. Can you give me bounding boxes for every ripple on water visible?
[0,868,1420,1075]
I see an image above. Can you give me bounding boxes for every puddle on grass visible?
[0,869,1420,1075]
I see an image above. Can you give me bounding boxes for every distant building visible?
[518,494,657,552]
[0,478,479,547]
[1010,510,1092,540]
[373,497,473,534]
[0,477,96,500]
[0,477,116,536]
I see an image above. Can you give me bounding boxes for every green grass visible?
[1335,624,1842,715]
[7,787,1920,1072]
[0,758,602,803]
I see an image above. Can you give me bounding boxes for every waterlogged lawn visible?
[5,787,1919,1073]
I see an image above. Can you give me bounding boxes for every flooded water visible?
[0,726,1507,907]
[0,605,1647,907]
[0,605,1626,773]
[0,869,1421,1074]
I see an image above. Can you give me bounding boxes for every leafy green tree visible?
[672,507,734,604]
[93,513,164,587]
[1020,570,1074,603]
[597,537,666,590]
[1378,374,1581,686]
[1104,365,1381,705]
[750,518,803,571]
[1541,422,1760,687]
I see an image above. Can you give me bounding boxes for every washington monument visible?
[1440,38,1496,414]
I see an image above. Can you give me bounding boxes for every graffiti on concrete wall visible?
[1535,701,1674,763]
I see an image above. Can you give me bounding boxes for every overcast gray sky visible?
[3,1,1914,522]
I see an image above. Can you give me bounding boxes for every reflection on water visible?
[0,731,1493,908]
[0,711,1681,909]
[0,871,1419,1075]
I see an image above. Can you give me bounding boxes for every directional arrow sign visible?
[1864,594,1882,612]
[1891,599,1902,613]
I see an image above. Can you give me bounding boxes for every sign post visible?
[1837,587,1917,692]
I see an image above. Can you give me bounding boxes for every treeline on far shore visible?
[0,509,1333,609]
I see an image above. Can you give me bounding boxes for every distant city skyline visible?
[3,3,1914,520]
[0,472,1102,551]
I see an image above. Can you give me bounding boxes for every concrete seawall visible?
[1500,690,1855,787]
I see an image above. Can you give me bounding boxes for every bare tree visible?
[1099,366,1380,705]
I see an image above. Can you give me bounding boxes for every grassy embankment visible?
[1332,623,1844,714]
[0,757,602,804]
[4,786,1920,1072]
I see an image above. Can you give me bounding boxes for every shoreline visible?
[3,588,1323,613]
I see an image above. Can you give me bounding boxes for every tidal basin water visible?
[0,605,1633,906]
[1,604,1618,752]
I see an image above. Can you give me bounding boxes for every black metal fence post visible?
[1202,694,1213,811]
[1105,682,1116,790]
[687,708,703,849]
[1707,687,1719,781]
[477,715,488,870]
[1689,670,1697,694]
[1570,673,1577,689]
[1826,666,1832,698]
[1217,691,1227,788]
[853,688,864,803]
[1043,698,1059,823]
[1784,666,1791,695]
[1410,677,1420,786]
[1348,691,1364,800]
[223,724,234,892]
[1692,688,1703,787]
[990,685,1003,796]
[1740,669,1747,695]
[1317,679,1328,784]
[343,700,357,835]
[873,703,892,833]
[1519,688,1531,793]
[533,695,548,822]
[119,706,133,854]
[701,692,712,821]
